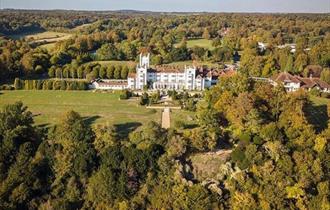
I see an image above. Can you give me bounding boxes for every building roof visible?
[128,72,136,78]
[271,72,301,83]
[96,80,128,86]
[271,72,330,89]
[218,69,237,78]
[299,77,330,89]
[150,65,186,73]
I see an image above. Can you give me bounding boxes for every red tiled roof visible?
[128,73,136,78]
[313,78,330,89]
[271,72,301,83]
[218,69,236,78]
[272,72,330,89]
[151,65,185,73]
[97,81,128,86]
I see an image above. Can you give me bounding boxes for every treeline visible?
[0,10,97,35]
[13,78,88,90]
[1,12,330,83]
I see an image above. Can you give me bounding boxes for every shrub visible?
[239,132,251,145]
[47,80,54,90]
[32,80,38,90]
[14,78,23,90]
[36,80,43,90]
[119,90,132,100]
[174,120,186,129]
[53,80,61,90]
[0,85,14,90]
[184,99,197,111]
[140,92,149,105]
[71,81,78,90]
[231,146,249,169]
[253,136,263,145]
[77,81,87,90]
[60,80,67,90]
[310,88,321,97]
[321,92,330,98]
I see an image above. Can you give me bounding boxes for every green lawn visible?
[174,38,214,50]
[306,96,330,132]
[310,96,330,106]
[0,90,161,127]
[85,61,137,67]
[9,31,72,42]
[171,109,196,128]
[187,38,214,50]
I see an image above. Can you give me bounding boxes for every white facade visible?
[90,80,128,90]
[128,54,212,91]
[282,81,301,92]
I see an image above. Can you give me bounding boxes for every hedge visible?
[14,78,88,91]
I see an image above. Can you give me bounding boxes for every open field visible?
[0,90,161,127]
[9,31,72,51]
[10,31,72,42]
[86,60,137,67]
[73,23,94,31]
[174,38,214,50]
[167,60,223,68]
[306,96,329,132]
[187,39,214,50]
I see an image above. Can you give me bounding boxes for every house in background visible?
[271,72,330,93]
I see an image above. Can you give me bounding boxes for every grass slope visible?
[174,38,214,50]
[305,96,330,132]
[186,39,214,50]
[0,90,161,127]
[86,60,137,67]
[9,31,72,51]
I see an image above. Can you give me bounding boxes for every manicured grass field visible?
[86,61,137,68]
[174,38,214,50]
[187,38,214,50]
[0,90,161,127]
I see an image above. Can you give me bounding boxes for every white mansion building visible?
[128,53,212,90]
[91,54,235,91]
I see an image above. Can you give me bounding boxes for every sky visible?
[1,0,330,13]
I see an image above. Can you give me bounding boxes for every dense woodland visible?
[1,74,329,209]
[0,10,330,210]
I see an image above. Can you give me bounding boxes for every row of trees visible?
[14,78,88,90]
[48,63,135,81]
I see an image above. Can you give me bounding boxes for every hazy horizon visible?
[1,0,330,13]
